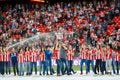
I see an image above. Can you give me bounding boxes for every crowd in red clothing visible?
[0,0,119,50]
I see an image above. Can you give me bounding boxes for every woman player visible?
[38,47,46,75]
[24,47,31,75]
[0,48,4,75]
[101,47,107,75]
[3,48,11,75]
[54,43,62,76]
[79,44,88,75]
[87,45,95,74]
[18,48,24,76]
[106,45,112,74]
[94,45,102,74]
[114,49,120,75]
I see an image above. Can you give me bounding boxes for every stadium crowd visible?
[0,0,120,76]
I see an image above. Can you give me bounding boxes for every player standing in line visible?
[0,48,4,75]
[54,43,62,76]
[60,45,70,75]
[45,46,53,75]
[105,45,112,74]
[87,45,95,74]
[101,47,107,75]
[30,47,37,75]
[10,48,19,76]
[79,44,88,75]
[18,48,24,76]
[94,45,102,74]
[3,48,11,75]
[38,47,46,75]
[114,50,120,75]
[24,47,31,75]
[66,45,76,74]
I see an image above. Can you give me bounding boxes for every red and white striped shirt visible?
[24,51,30,62]
[4,51,10,62]
[18,53,24,63]
[102,52,107,61]
[92,49,96,60]
[106,49,112,60]
[66,50,74,60]
[106,53,112,60]
[54,50,60,60]
[38,51,45,61]
[95,50,102,59]
[80,49,86,59]
[87,50,94,60]
[0,53,4,61]
[115,51,119,61]
[30,51,37,62]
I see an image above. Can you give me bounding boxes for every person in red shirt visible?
[54,43,62,76]
[94,44,102,74]
[101,47,107,75]
[24,47,31,75]
[65,44,76,75]
[114,50,119,75]
[18,48,24,76]
[87,45,95,74]
[79,44,88,75]
[38,47,46,75]
[3,48,11,75]
[30,47,37,75]
[106,45,112,74]
[0,48,4,75]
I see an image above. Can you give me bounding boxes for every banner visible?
[36,58,81,66]
[31,0,44,2]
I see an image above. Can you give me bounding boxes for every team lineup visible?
[0,43,119,76]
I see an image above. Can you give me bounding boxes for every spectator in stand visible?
[0,0,119,49]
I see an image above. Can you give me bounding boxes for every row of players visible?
[0,43,120,76]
